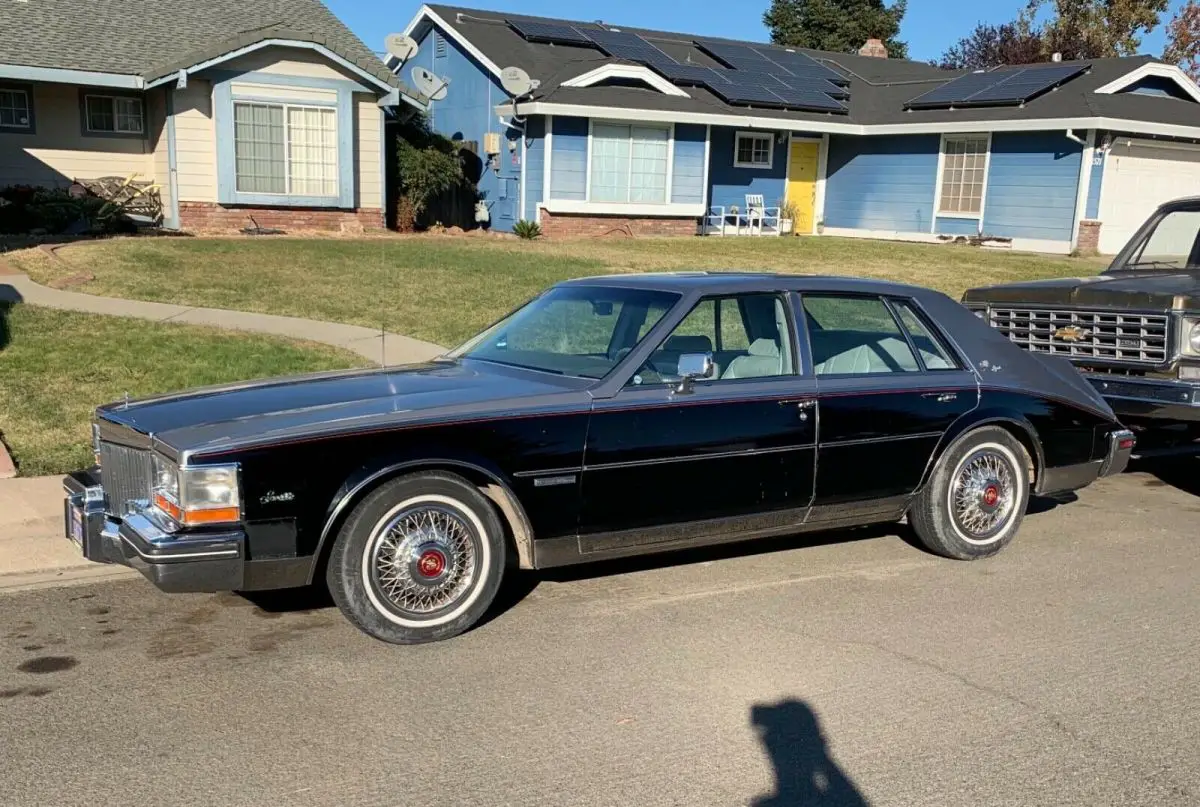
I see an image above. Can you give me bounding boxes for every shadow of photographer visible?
[750,699,870,807]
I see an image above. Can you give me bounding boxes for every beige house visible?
[0,0,425,231]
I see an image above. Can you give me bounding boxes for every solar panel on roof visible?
[770,86,848,112]
[698,41,772,67]
[904,71,1008,108]
[507,20,593,46]
[905,63,1089,108]
[714,84,788,106]
[766,50,848,84]
[584,29,673,62]
[648,62,732,86]
[773,75,850,99]
[963,63,1089,104]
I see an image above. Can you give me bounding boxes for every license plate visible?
[68,503,85,549]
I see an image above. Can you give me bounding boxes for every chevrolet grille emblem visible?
[1053,325,1090,343]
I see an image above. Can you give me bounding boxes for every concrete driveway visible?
[2,462,1198,806]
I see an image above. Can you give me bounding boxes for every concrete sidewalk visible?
[0,272,444,365]
[0,476,135,593]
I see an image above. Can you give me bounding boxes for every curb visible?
[0,436,15,480]
[0,564,137,595]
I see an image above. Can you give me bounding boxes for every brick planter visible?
[178,203,384,234]
[539,209,699,238]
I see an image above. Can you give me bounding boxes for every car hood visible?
[963,271,1200,310]
[98,359,592,455]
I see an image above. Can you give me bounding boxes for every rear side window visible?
[803,295,919,375]
[891,300,960,370]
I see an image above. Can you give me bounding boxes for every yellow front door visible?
[786,141,820,235]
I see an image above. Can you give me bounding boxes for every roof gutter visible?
[1065,129,1086,145]
[497,101,1200,141]
[0,64,143,89]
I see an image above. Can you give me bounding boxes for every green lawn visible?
[10,236,1108,347]
[0,302,361,476]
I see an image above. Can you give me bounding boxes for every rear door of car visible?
[578,291,818,552]
[800,293,979,524]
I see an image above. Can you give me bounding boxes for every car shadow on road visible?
[750,698,870,806]
[1132,456,1200,497]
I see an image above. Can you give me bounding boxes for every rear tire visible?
[326,472,506,644]
[909,426,1030,560]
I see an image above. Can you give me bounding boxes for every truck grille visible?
[988,308,1170,365]
[98,441,153,515]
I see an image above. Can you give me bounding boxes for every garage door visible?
[1098,139,1200,254]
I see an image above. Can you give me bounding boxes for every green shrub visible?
[513,219,542,240]
[0,185,117,235]
[395,115,469,231]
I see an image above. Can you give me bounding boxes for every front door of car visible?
[579,292,817,552]
[800,293,979,522]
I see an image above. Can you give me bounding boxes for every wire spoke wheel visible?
[366,503,480,619]
[949,448,1017,545]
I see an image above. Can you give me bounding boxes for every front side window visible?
[589,123,669,203]
[0,88,31,129]
[938,134,988,216]
[631,293,795,385]
[85,95,144,134]
[804,295,919,375]
[734,132,773,169]
[1124,208,1200,270]
[453,286,678,379]
[234,102,338,197]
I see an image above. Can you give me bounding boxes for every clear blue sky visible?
[326,0,1188,63]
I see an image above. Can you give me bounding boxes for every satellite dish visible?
[385,33,419,63]
[410,66,450,101]
[501,66,540,98]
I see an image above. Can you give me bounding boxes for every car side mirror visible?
[675,352,714,394]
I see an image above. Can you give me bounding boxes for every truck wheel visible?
[326,472,506,644]
[909,426,1030,560]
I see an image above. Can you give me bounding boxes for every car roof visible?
[558,271,935,297]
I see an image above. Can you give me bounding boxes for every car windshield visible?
[451,285,680,378]
[1121,208,1200,271]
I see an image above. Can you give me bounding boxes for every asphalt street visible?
[2,461,1198,807]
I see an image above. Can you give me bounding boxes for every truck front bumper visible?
[1085,375,1200,424]
[63,470,246,592]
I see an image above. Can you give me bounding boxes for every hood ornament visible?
[1054,325,1090,343]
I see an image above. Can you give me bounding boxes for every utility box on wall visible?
[483,131,502,155]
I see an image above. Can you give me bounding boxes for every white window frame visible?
[84,94,144,134]
[934,133,991,220]
[584,119,675,205]
[733,131,775,170]
[0,87,32,130]
[232,100,339,198]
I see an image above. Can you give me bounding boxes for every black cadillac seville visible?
[65,273,1133,644]
[964,197,1200,442]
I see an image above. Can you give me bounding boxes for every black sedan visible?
[64,273,1133,644]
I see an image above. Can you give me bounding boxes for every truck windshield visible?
[1122,208,1200,271]
[451,286,680,379]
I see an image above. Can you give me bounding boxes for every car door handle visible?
[922,392,958,403]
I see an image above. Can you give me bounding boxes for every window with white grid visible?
[734,132,773,169]
[234,102,338,197]
[938,135,989,216]
[84,95,143,134]
[588,122,670,204]
[0,88,31,129]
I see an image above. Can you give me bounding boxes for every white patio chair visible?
[745,194,782,236]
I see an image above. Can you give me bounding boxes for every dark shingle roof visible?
[424,4,1199,129]
[0,0,418,99]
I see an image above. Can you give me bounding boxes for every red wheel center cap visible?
[983,485,1000,507]
[417,549,446,578]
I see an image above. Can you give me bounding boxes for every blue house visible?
[400,4,1200,254]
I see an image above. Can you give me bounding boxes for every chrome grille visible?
[98,441,153,515]
[988,308,1170,365]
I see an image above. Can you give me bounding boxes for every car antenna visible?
[380,240,387,369]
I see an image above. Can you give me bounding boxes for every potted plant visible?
[777,198,799,235]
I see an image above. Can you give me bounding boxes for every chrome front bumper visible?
[1086,375,1200,423]
[63,470,246,592]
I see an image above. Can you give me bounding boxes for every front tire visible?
[326,472,506,644]
[909,426,1030,560]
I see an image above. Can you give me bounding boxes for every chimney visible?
[858,38,888,59]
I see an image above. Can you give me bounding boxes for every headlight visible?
[152,456,241,527]
[1183,318,1200,357]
